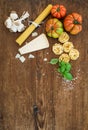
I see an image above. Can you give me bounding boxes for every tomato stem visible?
[56,7,60,12]
[51,26,54,30]
[74,20,80,24]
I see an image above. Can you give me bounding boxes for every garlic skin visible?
[4,17,12,29]
[10,11,18,20]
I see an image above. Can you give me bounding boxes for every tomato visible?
[45,18,64,38]
[64,13,82,35]
[51,5,66,19]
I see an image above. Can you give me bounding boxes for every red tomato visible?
[51,5,66,19]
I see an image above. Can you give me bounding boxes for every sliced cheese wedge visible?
[18,33,49,55]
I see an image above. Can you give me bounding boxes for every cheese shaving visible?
[28,54,35,59]
[15,53,21,59]
[19,56,25,63]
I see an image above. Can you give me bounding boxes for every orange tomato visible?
[64,13,82,35]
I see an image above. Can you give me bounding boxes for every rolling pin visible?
[16,4,52,45]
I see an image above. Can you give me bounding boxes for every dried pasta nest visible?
[69,49,79,60]
[63,42,74,53]
[59,53,70,63]
[52,43,63,55]
[58,32,70,43]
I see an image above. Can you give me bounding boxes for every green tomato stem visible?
[56,7,60,12]
[73,20,80,24]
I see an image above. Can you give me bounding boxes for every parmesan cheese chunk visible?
[18,34,49,55]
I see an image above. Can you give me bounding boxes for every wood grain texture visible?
[0,0,88,130]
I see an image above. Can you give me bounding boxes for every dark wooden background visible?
[0,0,88,130]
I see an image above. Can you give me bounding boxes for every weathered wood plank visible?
[0,0,88,130]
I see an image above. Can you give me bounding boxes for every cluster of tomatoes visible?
[45,4,82,38]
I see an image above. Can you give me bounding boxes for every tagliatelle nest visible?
[58,32,70,43]
[63,42,74,53]
[52,43,63,55]
[69,49,79,60]
[59,53,70,63]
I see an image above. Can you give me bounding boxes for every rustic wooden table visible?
[0,0,88,130]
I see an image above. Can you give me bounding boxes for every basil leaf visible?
[50,58,59,64]
[65,63,71,72]
[60,66,65,73]
[59,61,66,66]
[64,72,73,80]
[57,68,64,75]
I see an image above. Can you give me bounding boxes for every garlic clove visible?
[17,23,25,32]
[4,17,12,29]
[10,11,18,20]
[10,23,18,32]
[20,11,30,21]
[14,20,21,26]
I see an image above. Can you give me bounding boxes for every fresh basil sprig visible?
[50,58,73,80]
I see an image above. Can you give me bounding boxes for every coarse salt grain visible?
[62,78,75,91]
[19,56,25,63]
[15,53,21,59]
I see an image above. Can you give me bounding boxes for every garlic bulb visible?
[4,11,30,33]
[10,11,18,20]
[4,17,12,29]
